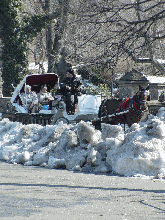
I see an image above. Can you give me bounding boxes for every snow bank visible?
[1,108,165,178]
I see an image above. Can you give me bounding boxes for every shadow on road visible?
[0,182,165,194]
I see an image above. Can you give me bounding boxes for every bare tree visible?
[65,0,165,75]
[21,0,165,79]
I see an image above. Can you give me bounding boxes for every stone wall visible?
[0,97,11,113]
[118,81,149,99]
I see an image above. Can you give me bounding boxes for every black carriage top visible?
[11,73,59,112]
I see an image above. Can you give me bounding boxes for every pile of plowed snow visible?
[1,107,165,178]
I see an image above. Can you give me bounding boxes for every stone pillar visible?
[117,69,150,99]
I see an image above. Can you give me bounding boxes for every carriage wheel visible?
[55,117,69,125]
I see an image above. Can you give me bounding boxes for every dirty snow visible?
[1,108,165,178]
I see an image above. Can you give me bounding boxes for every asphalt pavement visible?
[0,161,165,220]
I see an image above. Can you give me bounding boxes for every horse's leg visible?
[124,123,126,131]
[126,112,140,127]
[125,112,134,128]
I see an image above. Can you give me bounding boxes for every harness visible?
[119,94,141,113]
[133,95,139,110]
[119,97,134,110]
[122,98,130,110]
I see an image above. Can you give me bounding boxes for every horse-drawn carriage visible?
[2,73,101,125]
[2,72,150,128]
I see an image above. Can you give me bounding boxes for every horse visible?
[93,85,150,130]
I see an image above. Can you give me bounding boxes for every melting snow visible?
[0,108,165,178]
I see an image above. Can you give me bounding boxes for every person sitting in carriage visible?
[60,69,81,114]
[38,85,54,110]
[38,85,54,103]
[20,85,39,113]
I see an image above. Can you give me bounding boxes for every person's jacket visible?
[60,76,81,96]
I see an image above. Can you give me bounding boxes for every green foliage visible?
[84,83,111,98]
[0,0,49,96]
[21,15,49,41]
[78,66,113,98]
[84,84,99,95]
[98,84,111,98]
[78,66,105,86]
[77,66,89,80]
[0,0,27,96]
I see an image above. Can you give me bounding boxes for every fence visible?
[0,97,164,118]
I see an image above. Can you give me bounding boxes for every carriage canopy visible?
[11,73,59,104]
[25,73,58,93]
[26,74,58,87]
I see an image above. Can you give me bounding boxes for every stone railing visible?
[0,97,11,113]
[147,100,165,115]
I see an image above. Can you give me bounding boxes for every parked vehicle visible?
[2,73,101,125]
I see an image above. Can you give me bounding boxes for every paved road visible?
[0,161,165,220]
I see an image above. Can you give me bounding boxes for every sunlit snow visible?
[0,108,165,178]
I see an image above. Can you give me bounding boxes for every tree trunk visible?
[45,0,69,73]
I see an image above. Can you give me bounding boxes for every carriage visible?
[2,73,101,125]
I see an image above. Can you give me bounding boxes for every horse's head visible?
[135,85,150,111]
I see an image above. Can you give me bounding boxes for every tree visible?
[0,0,28,96]
[113,0,165,74]
[34,0,69,73]
[0,0,53,96]
[21,0,69,76]
[65,0,165,76]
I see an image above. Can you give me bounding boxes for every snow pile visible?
[0,108,165,178]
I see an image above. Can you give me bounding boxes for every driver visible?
[60,69,81,114]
